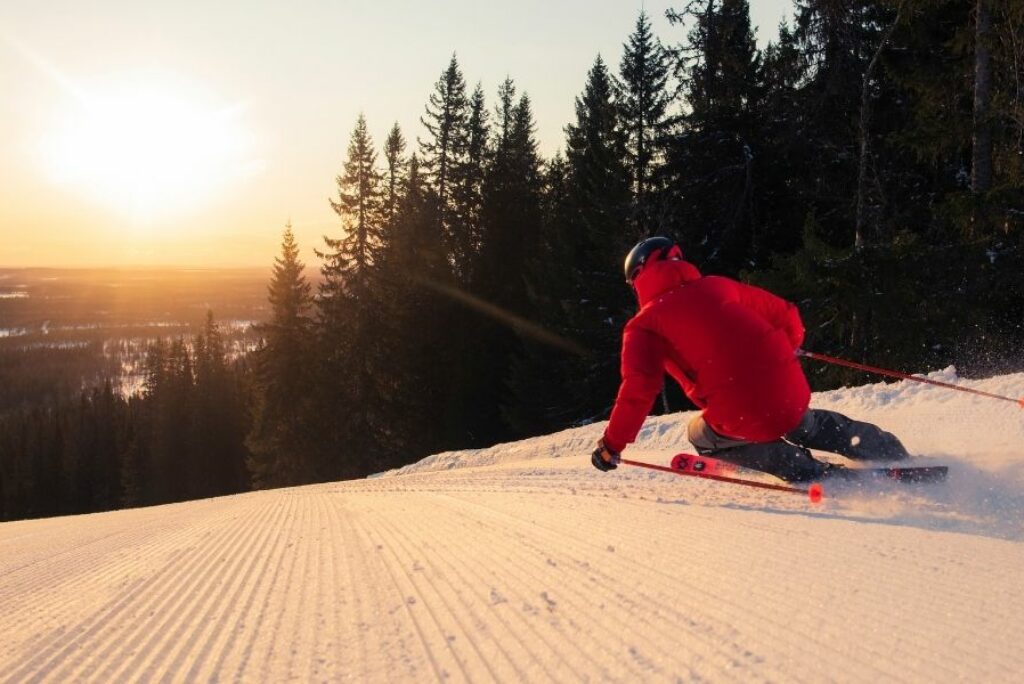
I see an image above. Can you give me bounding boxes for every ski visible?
[620,456,822,500]
[620,455,947,504]
[670,452,948,485]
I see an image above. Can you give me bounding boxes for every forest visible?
[2,0,1021,520]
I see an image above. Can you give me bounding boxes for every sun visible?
[41,83,258,220]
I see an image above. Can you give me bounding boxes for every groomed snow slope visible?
[2,368,1023,682]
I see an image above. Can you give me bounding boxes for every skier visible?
[591,236,910,482]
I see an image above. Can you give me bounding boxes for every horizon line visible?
[0,263,277,272]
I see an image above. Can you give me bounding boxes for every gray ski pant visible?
[687,409,910,482]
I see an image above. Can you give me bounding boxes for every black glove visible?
[591,440,621,472]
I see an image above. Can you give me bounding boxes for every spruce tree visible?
[380,154,456,457]
[248,225,315,487]
[90,380,122,511]
[121,396,146,508]
[383,123,407,229]
[504,153,582,434]
[786,0,890,246]
[454,78,547,443]
[449,83,490,282]
[618,11,672,237]
[478,81,544,310]
[662,0,763,271]
[193,312,249,497]
[134,339,168,504]
[316,114,394,477]
[322,114,385,294]
[143,338,195,503]
[419,55,470,274]
[756,20,814,257]
[558,56,633,424]
[388,154,450,287]
[855,1,909,248]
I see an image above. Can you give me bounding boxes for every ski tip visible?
[808,482,824,504]
[1017,397,1024,409]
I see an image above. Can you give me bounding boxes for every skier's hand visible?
[591,440,620,472]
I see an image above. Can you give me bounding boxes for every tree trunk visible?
[972,0,994,196]
[855,3,905,250]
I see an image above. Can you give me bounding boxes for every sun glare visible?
[41,85,259,220]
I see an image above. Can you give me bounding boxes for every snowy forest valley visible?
[0,267,267,517]
[0,267,267,401]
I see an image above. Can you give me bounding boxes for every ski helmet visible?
[624,236,676,284]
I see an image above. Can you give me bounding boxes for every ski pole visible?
[798,349,1024,409]
[619,457,824,503]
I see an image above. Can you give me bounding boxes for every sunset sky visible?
[0,1,790,268]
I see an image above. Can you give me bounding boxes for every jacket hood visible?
[633,255,702,306]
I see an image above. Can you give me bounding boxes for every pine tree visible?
[383,123,407,229]
[504,153,582,434]
[35,406,65,517]
[662,0,764,271]
[191,312,249,497]
[618,11,672,237]
[139,338,195,504]
[419,55,470,274]
[478,80,544,310]
[167,338,195,501]
[449,83,490,282]
[142,338,167,399]
[120,396,146,508]
[315,114,394,477]
[132,338,169,504]
[556,56,633,424]
[393,155,450,283]
[785,0,891,246]
[248,225,315,487]
[565,56,631,261]
[855,1,909,248]
[90,380,123,511]
[322,114,385,295]
[450,78,547,443]
[379,154,457,457]
[756,20,814,256]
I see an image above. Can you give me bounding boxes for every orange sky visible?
[0,1,790,268]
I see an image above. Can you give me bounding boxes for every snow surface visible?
[2,368,1023,682]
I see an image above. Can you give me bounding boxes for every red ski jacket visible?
[602,254,810,454]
